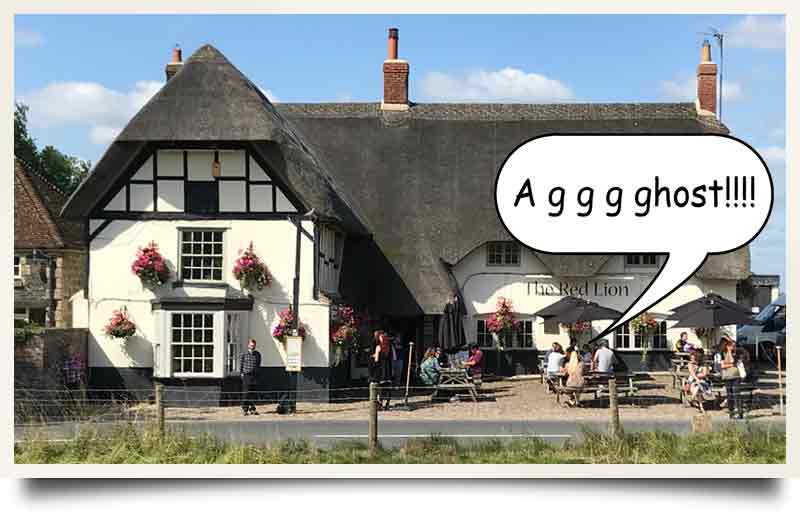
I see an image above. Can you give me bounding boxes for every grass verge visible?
[15,423,785,464]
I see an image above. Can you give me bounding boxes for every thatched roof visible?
[61,45,368,234]
[60,44,749,315]
[279,103,749,313]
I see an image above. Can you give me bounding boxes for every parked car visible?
[737,294,785,365]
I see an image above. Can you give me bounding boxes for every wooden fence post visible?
[776,345,784,416]
[155,382,165,436]
[369,382,378,453]
[608,378,623,439]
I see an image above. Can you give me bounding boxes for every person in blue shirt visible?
[420,348,442,385]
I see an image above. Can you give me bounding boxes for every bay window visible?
[614,320,668,350]
[153,307,249,378]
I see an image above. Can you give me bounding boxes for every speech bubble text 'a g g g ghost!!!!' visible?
[494,134,773,337]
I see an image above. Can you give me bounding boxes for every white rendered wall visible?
[452,245,739,351]
[87,218,329,370]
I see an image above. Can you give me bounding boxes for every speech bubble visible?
[494,134,773,338]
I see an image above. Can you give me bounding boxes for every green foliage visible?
[14,319,45,343]
[14,423,786,464]
[14,102,91,194]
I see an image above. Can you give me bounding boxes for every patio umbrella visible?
[534,296,584,318]
[547,300,624,347]
[549,301,624,326]
[668,294,753,350]
[669,293,752,318]
[438,296,465,351]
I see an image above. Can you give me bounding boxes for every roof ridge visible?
[14,158,65,247]
[14,155,70,198]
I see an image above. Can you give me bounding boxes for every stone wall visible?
[53,250,87,328]
[15,328,88,388]
[13,249,87,328]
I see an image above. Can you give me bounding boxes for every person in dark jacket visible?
[239,339,261,416]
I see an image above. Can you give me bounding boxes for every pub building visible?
[61,31,749,401]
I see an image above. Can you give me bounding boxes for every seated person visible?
[546,343,566,378]
[463,344,484,378]
[686,349,711,408]
[419,348,442,385]
[592,339,615,374]
[563,350,585,407]
[674,332,687,352]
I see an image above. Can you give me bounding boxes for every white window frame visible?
[513,319,536,349]
[226,312,244,375]
[14,307,29,322]
[486,241,521,267]
[154,309,247,379]
[476,319,492,348]
[170,312,218,377]
[615,320,670,351]
[178,228,226,283]
[13,256,21,279]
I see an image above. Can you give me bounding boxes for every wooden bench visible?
[554,373,638,407]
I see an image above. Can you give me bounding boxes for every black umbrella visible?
[438,296,465,351]
[547,300,623,347]
[669,292,751,319]
[668,294,753,327]
[549,301,624,326]
[534,296,584,318]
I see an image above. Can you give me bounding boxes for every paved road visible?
[15,416,786,448]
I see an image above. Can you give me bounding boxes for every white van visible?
[737,294,785,363]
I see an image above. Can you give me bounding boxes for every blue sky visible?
[14,14,786,286]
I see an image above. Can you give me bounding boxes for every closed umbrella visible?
[438,296,465,351]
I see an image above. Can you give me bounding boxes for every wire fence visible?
[14,370,786,430]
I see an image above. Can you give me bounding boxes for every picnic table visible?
[551,371,640,407]
[433,368,482,402]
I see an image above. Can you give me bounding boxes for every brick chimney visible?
[696,40,717,115]
[165,45,183,81]
[382,28,410,111]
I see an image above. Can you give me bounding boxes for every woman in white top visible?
[546,343,566,378]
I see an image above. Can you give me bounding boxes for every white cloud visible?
[89,125,122,145]
[727,15,785,49]
[757,146,785,164]
[16,29,44,47]
[259,87,279,103]
[769,125,785,143]
[660,76,742,102]
[421,67,574,102]
[19,80,163,144]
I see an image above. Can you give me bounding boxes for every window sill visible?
[172,281,229,289]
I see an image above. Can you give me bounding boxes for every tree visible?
[14,102,40,171]
[13,102,91,194]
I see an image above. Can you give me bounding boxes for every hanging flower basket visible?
[631,312,659,360]
[331,305,360,351]
[233,242,272,291]
[486,297,520,351]
[131,241,170,288]
[104,307,137,343]
[272,306,306,342]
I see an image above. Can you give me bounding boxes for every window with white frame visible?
[14,307,28,321]
[625,254,658,267]
[14,256,21,278]
[180,229,224,281]
[486,241,520,266]
[226,312,243,374]
[614,322,631,349]
[171,313,215,374]
[476,319,491,347]
[514,319,535,348]
[634,320,668,350]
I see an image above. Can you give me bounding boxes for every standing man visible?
[239,339,261,416]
